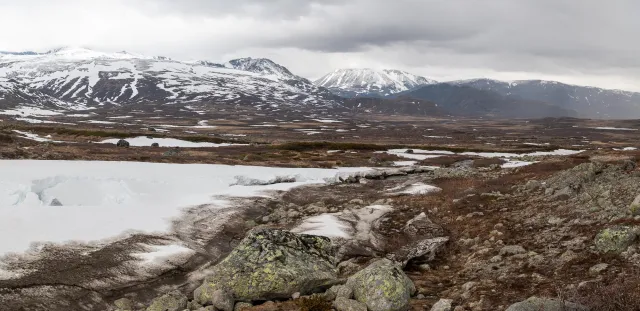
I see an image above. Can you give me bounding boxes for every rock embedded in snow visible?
[194,228,338,303]
[346,259,415,311]
[151,142,159,147]
[116,139,130,148]
[49,198,63,206]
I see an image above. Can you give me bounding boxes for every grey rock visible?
[404,212,444,237]
[430,299,453,311]
[114,298,133,311]
[233,302,253,311]
[50,198,63,206]
[163,148,181,157]
[210,289,234,311]
[630,194,640,216]
[589,263,609,275]
[334,297,367,311]
[594,226,638,253]
[151,142,160,147]
[505,297,588,311]
[196,307,215,311]
[116,139,130,148]
[338,259,362,277]
[346,259,415,311]
[391,237,449,267]
[328,285,354,300]
[146,291,188,311]
[292,292,301,299]
[194,228,337,303]
[500,245,526,256]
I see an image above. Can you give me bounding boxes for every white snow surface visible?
[387,183,442,195]
[591,127,638,131]
[0,107,62,116]
[99,136,237,148]
[292,205,393,241]
[134,244,196,265]
[314,68,437,95]
[0,160,368,255]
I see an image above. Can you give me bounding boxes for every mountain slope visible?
[455,79,640,119]
[314,68,437,98]
[0,78,83,111]
[0,47,339,110]
[396,83,577,118]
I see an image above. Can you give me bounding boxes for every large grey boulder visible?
[194,228,338,304]
[506,297,588,311]
[346,259,415,311]
[146,291,188,311]
[390,236,449,267]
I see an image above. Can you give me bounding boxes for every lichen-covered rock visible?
[114,298,133,311]
[594,226,638,253]
[345,259,415,311]
[334,297,367,311]
[146,291,188,311]
[505,297,588,311]
[194,228,338,304]
[327,285,354,300]
[210,289,234,311]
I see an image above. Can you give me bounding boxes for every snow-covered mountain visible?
[452,79,640,119]
[0,47,338,111]
[314,68,437,98]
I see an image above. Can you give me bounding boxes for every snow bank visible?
[0,107,62,117]
[292,205,392,241]
[99,136,239,148]
[0,160,368,256]
[387,183,442,195]
[134,244,196,266]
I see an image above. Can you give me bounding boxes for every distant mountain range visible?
[0,47,338,113]
[1,47,639,119]
[314,68,640,119]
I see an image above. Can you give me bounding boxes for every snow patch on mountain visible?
[315,68,437,97]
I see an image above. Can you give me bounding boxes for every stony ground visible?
[1,114,640,311]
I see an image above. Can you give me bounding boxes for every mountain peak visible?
[225,57,298,80]
[314,68,437,98]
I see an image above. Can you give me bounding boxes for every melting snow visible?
[387,183,442,195]
[591,127,638,131]
[0,107,62,117]
[99,136,239,148]
[133,244,196,265]
[0,160,368,255]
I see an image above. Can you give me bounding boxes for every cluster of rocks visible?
[337,166,437,184]
[114,229,418,311]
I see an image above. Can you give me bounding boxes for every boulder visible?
[146,291,188,311]
[151,142,160,147]
[114,298,133,311]
[50,198,63,206]
[505,297,588,311]
[334,297,368,311]
[210,289,234,311]
[116,139,130,148]
[327,285,354,300]
[390,237,449,267]
[430,299,453,311]
[346,259,415,311]
[500,245,526,256]
[594,226,638,253]
[194,228,338,304]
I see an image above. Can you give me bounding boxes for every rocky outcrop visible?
[194,228,338,304]
[345,259,415,311]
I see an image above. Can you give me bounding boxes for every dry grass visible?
[569,277,640,311]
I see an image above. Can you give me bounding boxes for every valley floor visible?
[0,112,639,311]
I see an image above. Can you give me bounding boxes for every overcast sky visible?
[1,0,639,91]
